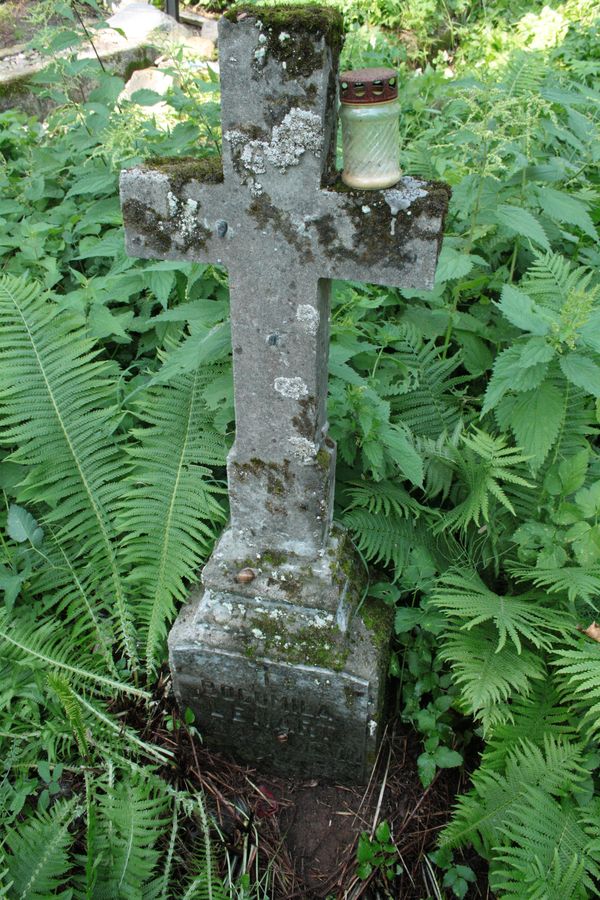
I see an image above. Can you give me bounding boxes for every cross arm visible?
[119,156,232,265]
[315,176,451,290]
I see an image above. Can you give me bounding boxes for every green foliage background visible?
[0,0,599,896]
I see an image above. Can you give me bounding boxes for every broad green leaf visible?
[395,607,425,633]
[75,230,124,260]
[357,833,373,864]
[509,381,564,469]
[435,247,484,283]
[537,187,598,241]
[418,752,437,786]
[496,284,550,335]
[7,504,43,547]
[0,567,25,612]
[482,346,549,414]
[559,353,600,397]
[153,322,231,384]
[496,204,551,251]
[434,747,463,768]
[130,89,164,106]
[518,336,555,368]
[575,481,600,519]
[66,170,115,198]
[88,305,132,341]
[458,332,493,375]
[382,424,423,487]
[147,270,176,309]
[559,449,589,495]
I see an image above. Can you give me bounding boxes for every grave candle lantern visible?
[339,67,401,190]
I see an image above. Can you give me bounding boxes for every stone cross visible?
[120,4,448,782]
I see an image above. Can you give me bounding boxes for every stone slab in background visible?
[0,1,215,116]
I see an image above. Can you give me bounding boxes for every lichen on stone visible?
[274,376,308,399]
[288,435,318,464]
[296,303,320,335]
[244,606,350,671]
[226,107,322,180]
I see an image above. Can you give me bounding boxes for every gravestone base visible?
[169,539,392,782]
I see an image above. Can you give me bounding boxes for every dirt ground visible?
[140,676,488,899]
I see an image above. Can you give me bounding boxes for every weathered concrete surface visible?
[170,584,391,781]
[121,5,449,782]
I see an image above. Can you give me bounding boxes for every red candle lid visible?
[339,67,398,104]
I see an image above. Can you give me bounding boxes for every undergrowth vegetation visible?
[0,0,599,896]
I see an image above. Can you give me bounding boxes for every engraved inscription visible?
[176,650,371,778]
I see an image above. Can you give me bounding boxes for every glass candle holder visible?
[339,67,401,190]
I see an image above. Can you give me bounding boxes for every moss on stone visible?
[122,198,173,254]
[225,4,344,79]
[123,55,154,82]
[359,597,393,651]
[316,446,330,470]
[0,77,27,99]
[261,549,288,566]
[317,177,451,268]
[291,395,316,439]
[233,458,293,498]
[246,609,350,671]
[145,155,224,192]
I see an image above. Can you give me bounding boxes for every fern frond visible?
[552,637,600,740]
[0,274,137,669]
[438,429,533,532]
[119,363,227,677]
[440,736,586,854]
[501,51,547,97]
[437,622,544,729]
[508,560,600,606]
[5,798,79,898]
[343,507,443,580]
[29,524,117,677]
[491,791,600,899]
[90,768,170,898]
[523,251,595,310]
[342,479,426,519]
[0,610,148,699]
[431,570,568,652]
[47,672,90,760]
[143,801,178,900]
[482,678,578,770]
[391,331,465,438]
[179,795,230,900]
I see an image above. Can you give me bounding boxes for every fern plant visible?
[119,362,227,676]
[0,274,137,671]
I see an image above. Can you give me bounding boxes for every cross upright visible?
[120,4,449,782]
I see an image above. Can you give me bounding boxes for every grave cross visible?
[120,5,449,782]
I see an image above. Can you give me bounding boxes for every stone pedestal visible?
[169,529,392,781]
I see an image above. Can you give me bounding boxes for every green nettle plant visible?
[0,0,599,896]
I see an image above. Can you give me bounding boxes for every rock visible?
[120,66,174,102]
[180,11,219,44]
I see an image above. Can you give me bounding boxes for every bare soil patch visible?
[124,674,488,899]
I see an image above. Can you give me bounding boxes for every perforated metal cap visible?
[339,67,398,104]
